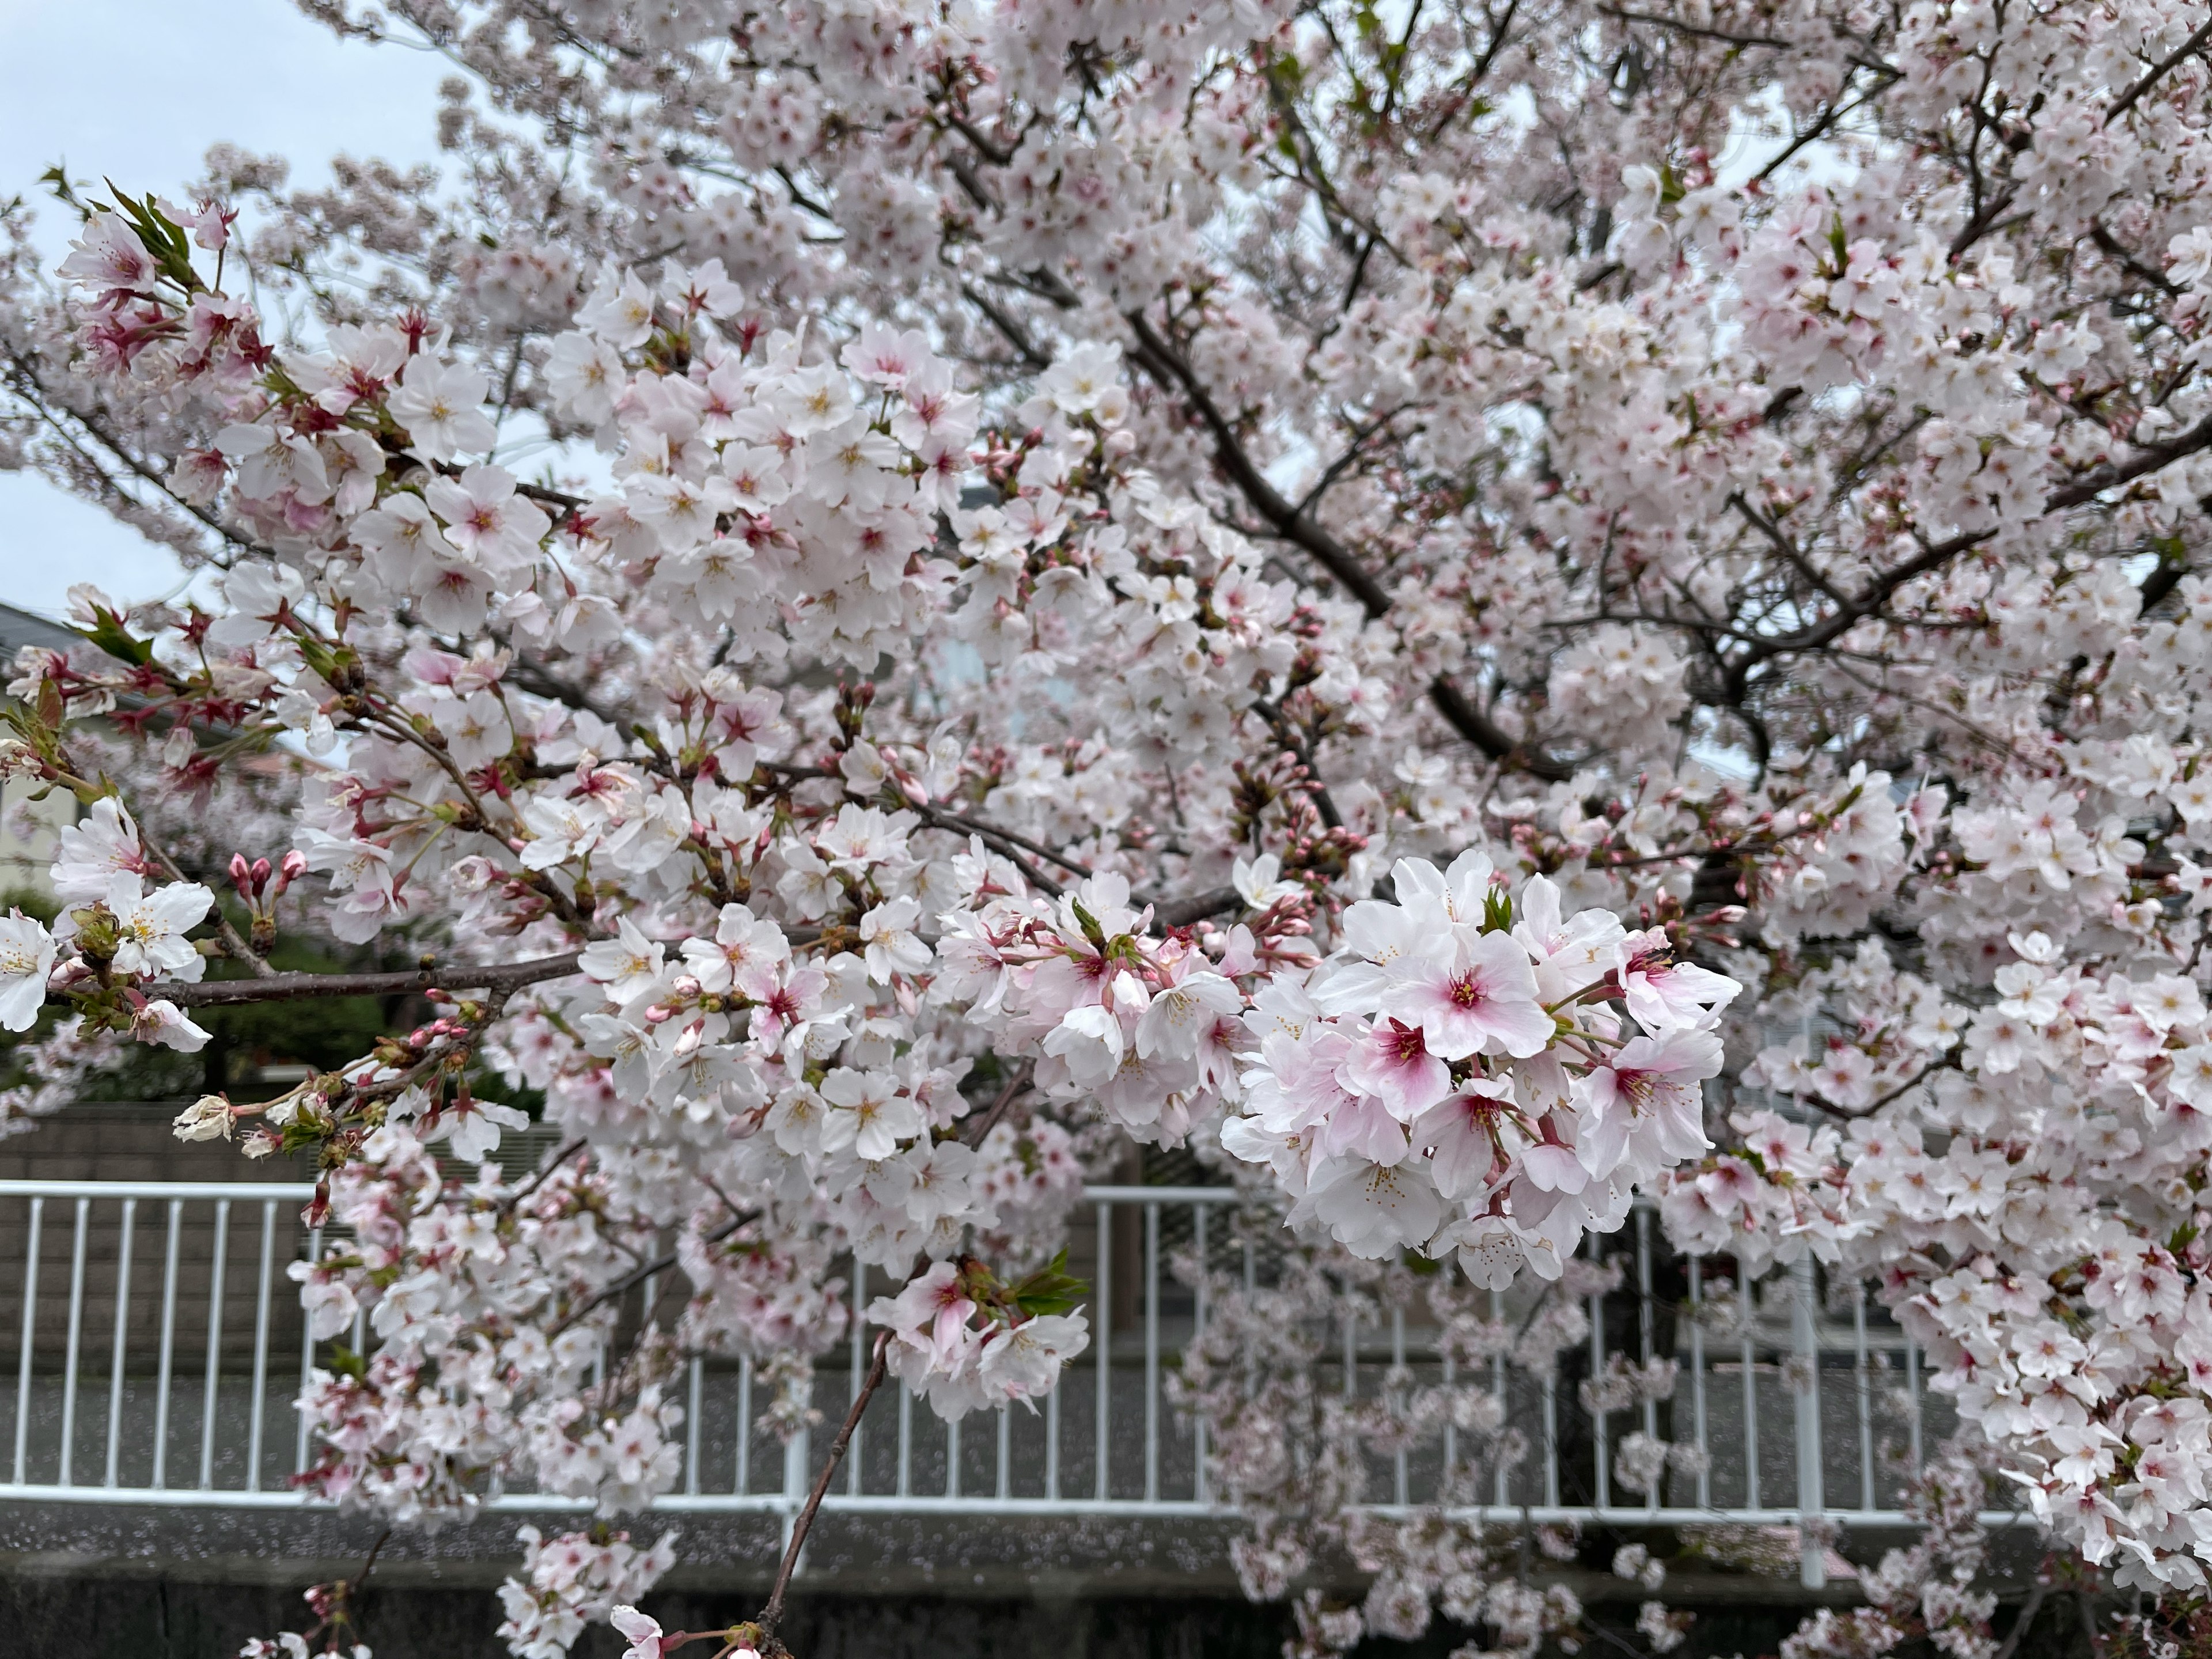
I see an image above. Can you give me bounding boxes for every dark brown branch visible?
[2108,18,2212,122]
[2047,410,2212,509]
[162,950,584,1008]
[1428,676,1574,782]
[1121,310,1571,781]
[505,652,624,726]
[2089,221,2186,297]
[1155,886,1242,927]
[961,284,1051,369]
[758,1331,891,1638]
[1123,310,1392,615]
[1722,528,1995,701]
[1596,5,1792,48]
[961,1061,1035,1150]
[552,1202,759,1339]
[912,802,1093,878]
[944,112,1014,167]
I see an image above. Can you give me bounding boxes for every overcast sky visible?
[0,0,449,621]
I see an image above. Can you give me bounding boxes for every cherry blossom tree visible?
[8,0,2212,1653]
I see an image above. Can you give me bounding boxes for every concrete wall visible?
[0,1498,1937,1659]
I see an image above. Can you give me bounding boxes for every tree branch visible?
[757,1331,891,1639]
[1123,310,1392,614]
[2107,18,2212,122]
[2047,409,2212,509]
[161,950,585,1008]
[1121,309,1572,781]
[551,1201,759,1340]
[1156,886,1242,927]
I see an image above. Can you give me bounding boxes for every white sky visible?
[0,0,448,622]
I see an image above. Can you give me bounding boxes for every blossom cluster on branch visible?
[8,0,2212,1652]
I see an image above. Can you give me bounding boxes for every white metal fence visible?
[0,1179,2018,1588]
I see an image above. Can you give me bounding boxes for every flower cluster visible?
[1229,855,1736,1285]
[17,0,2212,1649]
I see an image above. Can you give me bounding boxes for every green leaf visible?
[1481,883,1514,934]
[1009,1249,1089,1319]
[73,603,153,668]
[102,180,202,293]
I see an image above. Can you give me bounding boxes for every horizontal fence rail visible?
[0,1179,2018,1586]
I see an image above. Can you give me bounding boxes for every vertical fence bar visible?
[1589,1237,1609,1509]
[200,1199,231,1491]
[1854,1285,1874,1513]
[1741,1267,1760,1512]
[297,1228,322,1476]
[1689,1256,1711,1510]
[247,1202,276,1491]
[1905,1337,1923,1476]
[1791,1257,1827,1589]
[846,1260,865,1499]
[1046,1367,1061,1501]
[105,1199,137,1488]
[12,1195,41,1485]
[1442,1335,1457,1495]
[1433,1336,1451,1495]
[1491,1288,1508,1508]
[153,1200,180,1489]
[737,1357,753,1495]
[1541,1369,1559,1508]
[946,1416,961,1500]
[1391,1308,1409,1506]
[685,1358,703,1497]
[781,1393,811,1553]
[1637,1209,1657,1510]
[1192,1204,1208,1505]
[996,1407,1010,1501]
[895,1369,911,1500]
[1143,1201,1160,1505]
[57,1198,89,1487]
[1094,1199,1111,1502]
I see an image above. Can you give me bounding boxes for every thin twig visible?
[758,1330,891,1637]
[162,950,584,1008]
[498,1138,589,1213]
[551,1203,760,1339]
[961,1061,1035,1150]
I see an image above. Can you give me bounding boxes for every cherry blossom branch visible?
[960,1060,1035,1150]
[756,1330,891,1642]
[497,1138,588,1213]
[1121,308,1574,782]
[1155,886,1242,927]
[550,1201,761,1339]
[161,950,585,1007]
[908,800,1093,879]
[2047,408,2212,507]
[1593,5,1794,48]
[2107,18,2212,121]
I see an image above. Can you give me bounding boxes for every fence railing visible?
[0,1179,2016,1588]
